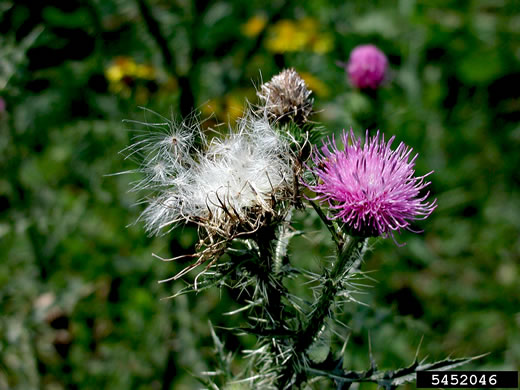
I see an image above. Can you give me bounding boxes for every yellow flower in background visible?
[106,63,124,83]
[297,18,333,54]
[106,58,132,96]
[105,56,172,102]
[265,20,308,52]
[242,15,267,38]
[299,72,330,98]
[134,64,155,80]
[224,95,244,122]
[299,18,318,32]
[309,33,334,54]
[265,18,334,54]
[202,91,256,124]
[310,35,334,54]
[105,57,155,82]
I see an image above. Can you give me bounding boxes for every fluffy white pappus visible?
[139,114,294,236]
[123,111,199,192]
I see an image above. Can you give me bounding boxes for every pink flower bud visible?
[347,44,388,89]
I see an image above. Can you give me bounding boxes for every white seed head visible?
[128,111,294,236]
[190,117,292,221]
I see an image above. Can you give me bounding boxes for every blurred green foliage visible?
[1,0,519,389]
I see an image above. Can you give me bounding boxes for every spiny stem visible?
[253,225,287,329]
[273,208,294,274]
[280,235,367,388]
[300,235,366,352]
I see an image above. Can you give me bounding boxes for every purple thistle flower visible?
[347,44,388,89]
[305,129,437,238]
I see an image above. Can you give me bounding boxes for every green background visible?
[1,0,519,389]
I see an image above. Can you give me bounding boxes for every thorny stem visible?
[279,235,367,388]
[273,208,294,274]
[253,225,287,330]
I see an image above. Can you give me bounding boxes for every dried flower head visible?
[124,110,295,278]
[258,68,314,124]
[305,129,436,238]
[346,44,388,89]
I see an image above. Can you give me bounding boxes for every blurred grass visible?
[1,0,519,389]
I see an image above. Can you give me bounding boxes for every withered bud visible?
[258,68,314,124]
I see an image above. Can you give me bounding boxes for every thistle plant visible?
[121,69,481,389]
